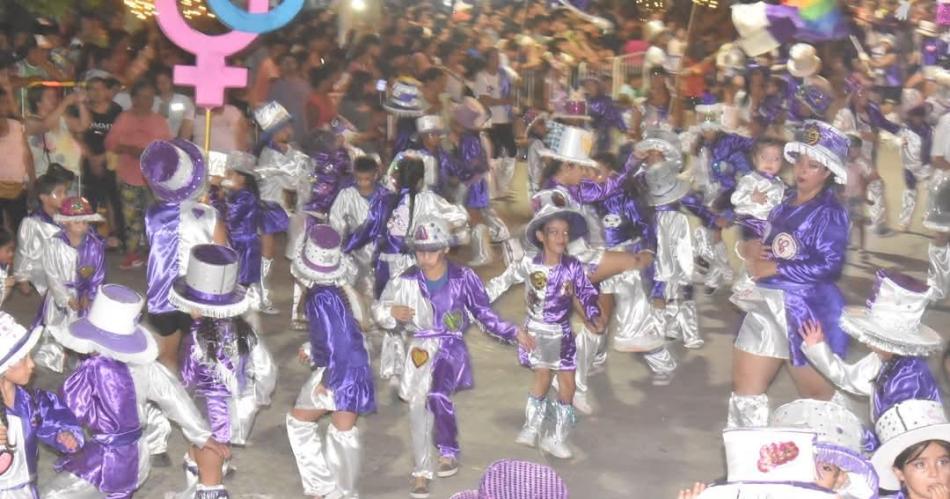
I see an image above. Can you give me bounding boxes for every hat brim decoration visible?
[141,139,208,203]
[49,286,158,365]
[814,443,879,499]
[783,142,847,185]
[53,213,105,223]
[839,305,943,356]
[0,318,41,373]
[170,281,249,319]
[537,148,598,168]
[634,138,682,163]
[382,103,429,118]
[525,207,588,249]
[291,253,356,286]
[872,416,950,490]
[647,169,692,206]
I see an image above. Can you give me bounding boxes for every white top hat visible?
[0,313,39,373]
[644,160,690,206]
[840,269,943,356]
[416,115,445,135]
[787,43,822,78]
[872,399,950,490]
[254,101,292,135]
[51,284,158,365]
[384,79,428,117]
[635,128,682,162]
[291,224,355,285]
[170,244,250,318]
[539,125,597,168]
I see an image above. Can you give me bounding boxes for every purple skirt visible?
[331,365,376,414]
[261,201,290,235]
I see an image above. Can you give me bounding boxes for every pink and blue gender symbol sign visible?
[207,0,305,34]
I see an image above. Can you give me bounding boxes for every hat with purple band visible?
[0,312,40,373]
[784,120,849,184]
[840,269,942,356]
[140,138,208,202]
[291,224,355,285]
[51,284,158,365]
[254,101,293,137]
[53,196,105,223]
[170,244,250,318]
[410,215,457,251]
[383,79,428,117]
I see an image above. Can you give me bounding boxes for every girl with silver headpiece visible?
[287,224,375,499]
[171,245,277,498]
[253,101,312,315]
[43,285,229,499]
[799,270,943,425]
[688,99,755,293]
[345,156,468,394]
[373,216,529,499]
[642,157,725,351]
[31,196,105,374]
[218,152,289,316]
[727,120,850,429]
[486,200,602,461]
[863,93,934,231]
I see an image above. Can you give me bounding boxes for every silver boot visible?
[867,178,888,232]
[291,281,307,330]
[483,208,511,243]
[327,425,361,498]
[286,414,337,497]
[501,237,525,267]
[899,188,917,230]
[515,396,547,447]
[540,402,575,459]
[144,402,171,458]
[259,257,279,315]
[677,300,703,349]
[468,224,494,267]
[704,240,734,290]
[726,392,769,428]
[928,242,950,302]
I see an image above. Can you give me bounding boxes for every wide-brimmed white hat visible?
[872,399,950,490]
[539,125,597,168]
[770,400,879,499]
[291,224,356,285]
[784,120,849,184]
[410,215,457,251]
[697,428,837,499]
[51,284,158,365]
[644,160,690,206]
[840,269,942,356]
[635,128,682,162]
[787,43,822,78]
[526,189,588,249]
[0,313,40,373]
[170,244,250,318]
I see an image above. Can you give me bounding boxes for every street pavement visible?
[16,144,949,498]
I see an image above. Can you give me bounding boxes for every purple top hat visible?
[140,138,208,203]
[783,120,849,184]
[291,224,354,285]
[52,284,158,365]
[170,244,249,318]
[450,459,568,499]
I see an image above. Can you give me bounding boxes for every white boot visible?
[726,392,769,428]
[286,414,337,497]
[291,281,307,330]
[704,241,734,291]
[483,208,511,243]
[540,402,575,459]
[326,425,361,498]
[867,178,890,234]
[468,224,494,267]
[194,484,230,499]
[144,402,171,463]
[502,237,525,267]
[899,188,917,230]
[644,347,677,386]
[515,396,547,447]
[677,300,703,349]
[928,242,950,302]
[259,257,279,315]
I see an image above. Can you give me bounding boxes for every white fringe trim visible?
[169,289,250,319]
[784,143,848,184]
[53,214,105,223]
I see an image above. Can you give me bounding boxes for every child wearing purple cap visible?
[32,196,105,374]
[287,224,375,499]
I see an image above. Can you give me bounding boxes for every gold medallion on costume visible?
[410,347,429,368]
[530,271,547,291]
[78,266,94,279]
[803,123,821,146]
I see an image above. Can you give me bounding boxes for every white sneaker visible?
[683,338,705,349]
[515,428,538,447]
[572,392,593,415]
[651,371,674,386]
[539,435,573,459]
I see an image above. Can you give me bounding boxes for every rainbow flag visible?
[784,0,845,37]
[732,0,849,56]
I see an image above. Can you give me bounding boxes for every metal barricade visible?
[609,52,645,99]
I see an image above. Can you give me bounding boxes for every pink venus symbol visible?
[154,0,268,108]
